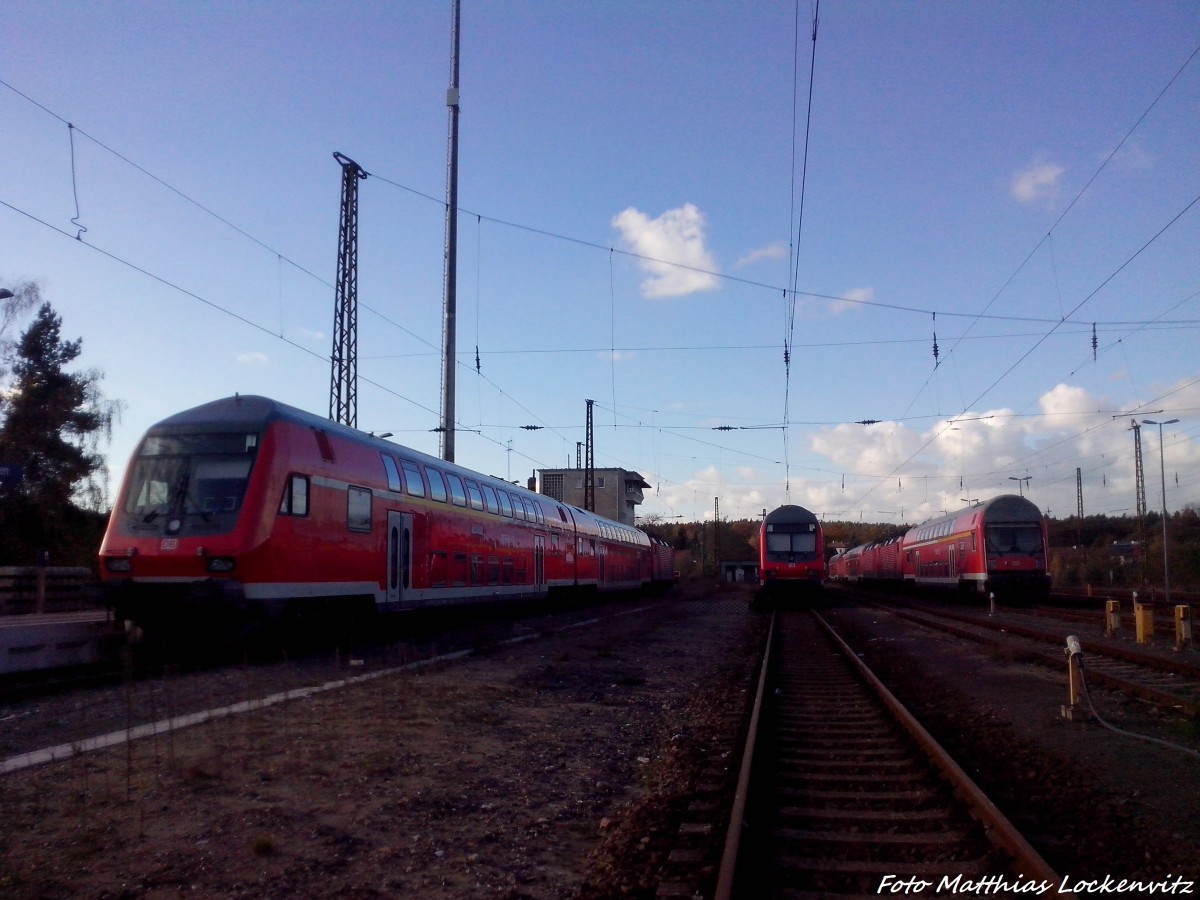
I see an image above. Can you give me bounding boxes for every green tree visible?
[0,301,119,564]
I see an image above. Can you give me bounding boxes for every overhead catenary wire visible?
[781,0,820,501]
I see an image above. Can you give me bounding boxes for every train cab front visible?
[99,427,264,647]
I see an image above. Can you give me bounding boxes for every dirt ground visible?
[2,585,1198,898]
[0,588,766,899]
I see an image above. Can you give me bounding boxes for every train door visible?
[387,511,414,605]
[534,535,546,587]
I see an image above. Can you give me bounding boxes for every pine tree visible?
[0,302,118,563]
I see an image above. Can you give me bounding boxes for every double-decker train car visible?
[758,504,825,596]
[829,495,1050,602]
[99,395,673,642]
[827,534,903,585]
[899,494,1050,600]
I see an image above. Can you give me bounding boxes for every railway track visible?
[870,598,1200,719]
[714,609,1061,899]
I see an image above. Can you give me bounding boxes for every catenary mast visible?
[439,0,461,461]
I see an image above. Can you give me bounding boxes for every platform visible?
[0,611,124,675]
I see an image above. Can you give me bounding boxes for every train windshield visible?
[985,524,1043,555]
[124,432,259,530]
[766,530,818,556]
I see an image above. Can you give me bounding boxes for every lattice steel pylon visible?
[330,152,367,428]
[1130,419,1148,584]
[584,399,595,512]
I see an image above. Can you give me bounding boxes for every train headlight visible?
[105,557,133,573]
[205,557,237,573]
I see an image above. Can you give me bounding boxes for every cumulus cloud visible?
[735,241,788,269]
[830,287,874,315]
[611,204,720,299]
[1011,162,1065,204]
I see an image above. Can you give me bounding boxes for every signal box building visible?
[536,467,650,526]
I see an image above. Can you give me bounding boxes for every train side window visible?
[347,486,372,532]
[496,489,514,517]
[279,474,309,516]
[509,494,526,520]
[531,500,545,525]
[381,454,402,493]
[400,460,426,498]
[445,473,468,507]
[431,551,448,586]
[464,479,485,511]
[481,484,500,514]
[427,467,449,502]
[558,506,569,525]
[451,552,468,586]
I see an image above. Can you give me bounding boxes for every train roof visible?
[145,395,653,542]
[763,504,820,525]
[907,493,1044,534]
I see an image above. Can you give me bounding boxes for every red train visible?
[99,395,675,642]
[828,494,1050,601]
[758,504,826,595]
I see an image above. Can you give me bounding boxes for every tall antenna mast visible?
[330,152,366,428]
[439,0,462,461]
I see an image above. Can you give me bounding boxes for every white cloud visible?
[599,349,636,362]
[735,241,788,269]
[1011,162,1065,204]
[611,204,720,299]
[830,286,873,315]
[237,351,269,367]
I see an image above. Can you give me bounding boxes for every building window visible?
[543,473,564,501]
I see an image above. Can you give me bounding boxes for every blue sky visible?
[2,1,1198,527]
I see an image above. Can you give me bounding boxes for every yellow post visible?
[1175,606,1193,652]
[1104,600,1120,637]
[1134,601,1154,645]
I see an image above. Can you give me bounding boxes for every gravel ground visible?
[2,584,1198,899]
[823,596,1200,886]
[0,586,766,899]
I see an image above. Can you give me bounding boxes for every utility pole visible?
[713,496,721,580]
[439,0,462,462]
[330,152,366,428]
[1142,418,1179,603]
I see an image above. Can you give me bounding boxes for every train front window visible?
[124,432,258,530]
[766,529,817,556]
[985,525,1043,555]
